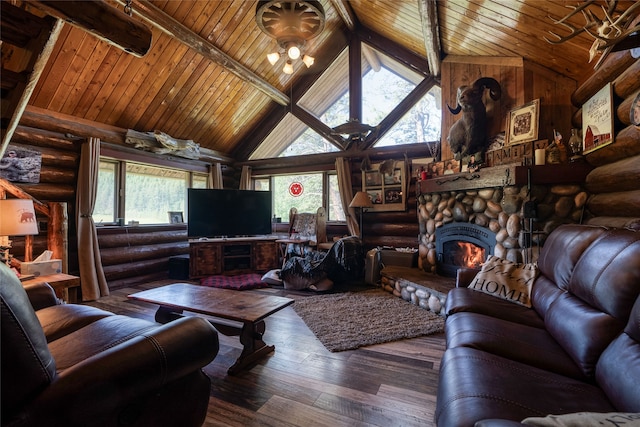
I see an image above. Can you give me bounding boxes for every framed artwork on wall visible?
[362,160,406,212]
[582,83,614,155]
[506,99,540,145]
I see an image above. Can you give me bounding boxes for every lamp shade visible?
[349,191,373,208]
[0,199,39,236]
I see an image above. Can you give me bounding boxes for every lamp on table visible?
[349,191,373,241]
[0,199,39,266]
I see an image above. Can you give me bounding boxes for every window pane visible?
[254,178,270,191]
[94,160,117,224]
[125,163,188,224]
[192,174,208,189]
[328,174,345,221]
[273,174,322,221]
[362,46,419,127]
[375,85,442,148]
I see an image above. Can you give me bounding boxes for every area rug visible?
[200,273,268,290]
[292,288,444,352]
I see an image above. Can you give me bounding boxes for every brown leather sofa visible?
[435,224,640,426]
[1,263,220,427]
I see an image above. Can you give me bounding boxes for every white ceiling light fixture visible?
[256,1,325,74]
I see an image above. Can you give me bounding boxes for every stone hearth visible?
[380,266,454,316]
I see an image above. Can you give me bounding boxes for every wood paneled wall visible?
[440,56,577,162]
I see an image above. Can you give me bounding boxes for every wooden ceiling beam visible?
[330,0,358,32]
[418,0,442,77]
[31,0,152,57]
[113,0,289,107]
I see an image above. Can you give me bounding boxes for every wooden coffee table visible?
[128,283,294,375]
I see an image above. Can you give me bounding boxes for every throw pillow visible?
[261,269,283,286]
[522,412,640,426]
[468,255,539,307]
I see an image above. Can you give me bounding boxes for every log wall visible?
[4,125,80,271]
[571,51,640,229]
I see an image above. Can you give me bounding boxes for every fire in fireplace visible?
[436,223,497,277]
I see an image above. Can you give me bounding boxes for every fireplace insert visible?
[436,223,497,277]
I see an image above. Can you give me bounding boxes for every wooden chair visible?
[287,207,327,249]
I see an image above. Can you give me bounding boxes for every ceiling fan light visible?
[287,44,301,60]
[283,61,294,74]
[302,54,314,68]
[267,52,280,65]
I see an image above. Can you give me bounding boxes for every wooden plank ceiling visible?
[6,0,637,161]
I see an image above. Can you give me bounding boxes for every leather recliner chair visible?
[1,263,220,427]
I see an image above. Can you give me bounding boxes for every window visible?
[257,172,345,222]
[94,157,209,225]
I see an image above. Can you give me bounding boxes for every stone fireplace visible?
[380,163,591,316]
[436,223,497,277]
[416,164,591,275]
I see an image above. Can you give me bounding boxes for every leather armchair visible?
[1,263,219,427]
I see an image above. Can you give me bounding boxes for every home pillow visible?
[467,255,539,307]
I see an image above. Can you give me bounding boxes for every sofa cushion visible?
[36,304,114,342]
[544,228,640,379]
[435,346,616,427]
[467,255,538,307]
[595,296,640,412]
[445,287,546,328]
[536,225,608,292]
[445,312,585,380]
[48,315,158,370]
[1,264,57,418]
[567,228,640,322]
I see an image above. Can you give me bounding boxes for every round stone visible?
[555,196,574,218]
[506,214,521,238]
[428,295,442,312]
[472,197,487,212]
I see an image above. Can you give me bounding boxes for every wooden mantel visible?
[418,163,593,194]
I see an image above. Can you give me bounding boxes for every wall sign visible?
[582,83,614,154]
[506,99,540,145]
[288,182,303,197]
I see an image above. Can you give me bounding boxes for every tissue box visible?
[21,259,63,277]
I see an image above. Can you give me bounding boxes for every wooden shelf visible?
[418,163,593,194]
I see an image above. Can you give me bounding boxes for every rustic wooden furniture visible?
[287,207,327,248]
[128,283,294,375]
[189,236,279,278]
[21,272,80,303]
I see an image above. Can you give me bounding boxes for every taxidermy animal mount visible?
[447,77,501,162]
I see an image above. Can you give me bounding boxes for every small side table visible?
[22,273,81,303]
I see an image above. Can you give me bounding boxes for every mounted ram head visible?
[447,77,501,164]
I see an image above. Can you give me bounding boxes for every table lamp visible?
[0,199,39,266]
[349,191,373,240]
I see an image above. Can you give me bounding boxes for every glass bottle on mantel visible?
[569,128,583,162]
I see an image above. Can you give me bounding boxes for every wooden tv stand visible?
[188,236,279,278]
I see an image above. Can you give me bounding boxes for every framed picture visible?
[362,160,406,212]
[582,83,614,154]
[506,99,540,145]
[168,211,184,224]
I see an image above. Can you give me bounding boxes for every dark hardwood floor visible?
[86,280,445,426]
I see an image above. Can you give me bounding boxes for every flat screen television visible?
[187,189,272,238]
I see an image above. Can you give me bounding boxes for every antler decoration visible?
[545,0,640,69]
